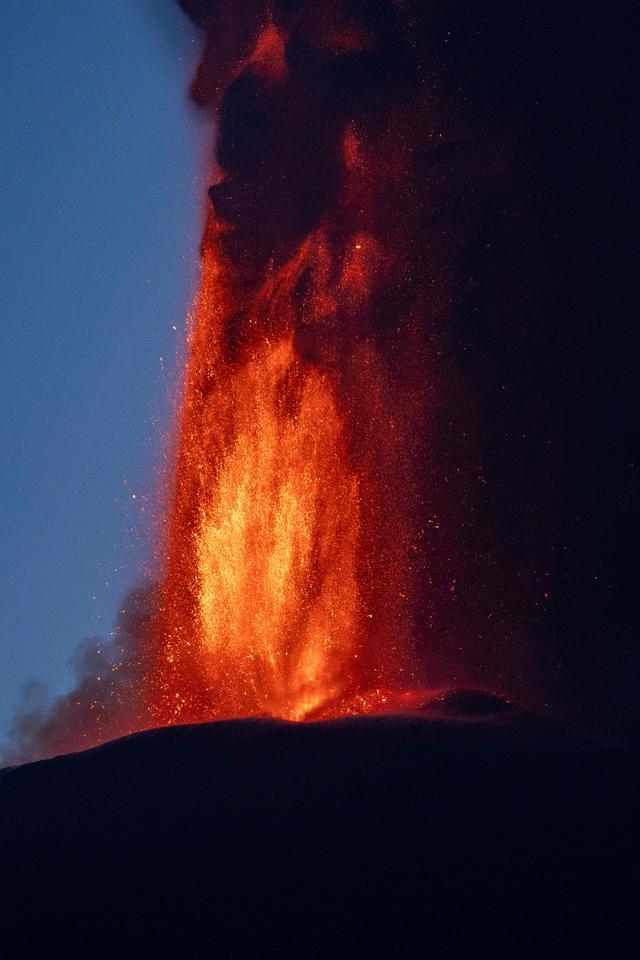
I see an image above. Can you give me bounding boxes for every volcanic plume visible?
[140,0,640,741]
[148,1,443,725]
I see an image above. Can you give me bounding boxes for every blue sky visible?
[0,1,206,739]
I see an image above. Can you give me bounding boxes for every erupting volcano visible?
[148,4,435,725]
[5,0,636,769]
[2,4,637,955]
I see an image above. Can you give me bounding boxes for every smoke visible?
[1,585,157,766]
[183,0,442,274]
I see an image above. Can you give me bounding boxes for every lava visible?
[151,226,420,723]
[148,8,431,725]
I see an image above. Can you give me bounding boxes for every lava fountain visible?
[147,2,438,726]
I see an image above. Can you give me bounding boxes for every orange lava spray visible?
[148,11,431,726]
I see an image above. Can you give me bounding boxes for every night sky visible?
[0,1,204,743]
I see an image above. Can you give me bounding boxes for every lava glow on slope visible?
[147,5,434,726]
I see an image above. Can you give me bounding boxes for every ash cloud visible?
[1,585,157,766]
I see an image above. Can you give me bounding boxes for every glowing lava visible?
[148,12,428,726]
[195,331,361,721]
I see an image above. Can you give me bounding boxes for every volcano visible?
[5,0,637,765]
[2,692,637,955]
[2,1,637,953]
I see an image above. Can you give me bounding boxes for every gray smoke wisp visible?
[2,585,157,766]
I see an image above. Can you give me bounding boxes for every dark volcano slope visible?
[1,694,637,956]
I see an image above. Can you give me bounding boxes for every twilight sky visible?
[0,1,205,741]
